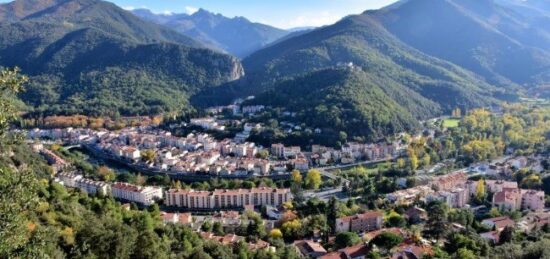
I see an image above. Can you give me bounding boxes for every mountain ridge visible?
[0,0,244,116]
[132,8,290,57]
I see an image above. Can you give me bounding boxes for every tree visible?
[334,232,361,249]
[387,212,407,228]
[141,149,156,163]
[269,229,283,239]
[281,219,303,240]
[201,221,213,232]
[425,201,449,239]
[499,226,514,244]
[135,173,147,186]
[370,232,403,251]
[291,170,303,185]
[213,222,224,236]
[476,179,486,201]
[456,248,476,259]
[0,68,42,257]
[98,166,116,182]
[422,154,431,168]
[305,169,322,190]
[396,158,406,169]
[256,150,269,159]
[410,153,419,171]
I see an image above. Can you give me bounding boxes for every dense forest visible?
[247,68,427,141]
[0,0,243,117]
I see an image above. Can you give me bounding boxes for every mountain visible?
[249,68,434,140]
[0,0,61,22]
[195,13,508,138]
[368,0,550,86]
[241,14,502,109]
[132,8,290,57]
[0,0,243,116]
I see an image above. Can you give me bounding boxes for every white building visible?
[111,182,163,206]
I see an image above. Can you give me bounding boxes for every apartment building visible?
[111,182,163,206]
[165,187,292,209]
[335,211,384,233]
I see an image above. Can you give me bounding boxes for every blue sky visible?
[0,0,398,29]
[115,0,398,29]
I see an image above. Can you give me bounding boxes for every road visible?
[305,157,396,201]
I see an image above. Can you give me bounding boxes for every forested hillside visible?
[0,68,297,259]
[248,68,435,140]
[369,0,550,86]
[0,0,243,117]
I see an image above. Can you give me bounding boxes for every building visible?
[165,187,292,209]
[111,182,163,206]
[160,212,192,225]
[74,178,111,195]
[319,244,370,259]
[40,148,69,172]
[293,240,327,258]
[481,216,515,231]
[56,172,83,188]
[493,187,544,211]
[518,212,550,233]
[521,189,545,211]
[404,207,427,224]
[427,187,469,208]
[430,171,467,191]
[485,180,518,193]
[493,188,522,211]
[480,231,500,244]
[200,232,271,251]
[335,211,384,233]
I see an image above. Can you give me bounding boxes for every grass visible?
[442,118,460,128]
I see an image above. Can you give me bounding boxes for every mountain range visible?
[132,8,290,57]
[0,0,243,116]
[1,0,549,139]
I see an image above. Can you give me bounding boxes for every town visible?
[22,104,550,258]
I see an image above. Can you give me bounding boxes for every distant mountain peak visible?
[133,7,289,57]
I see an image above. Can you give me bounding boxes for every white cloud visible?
[185,6,199,14]
[276,11,341,29]
[123,6,135,10]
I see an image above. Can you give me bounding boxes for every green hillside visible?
[0,0,243,117]
[370,0,550,86]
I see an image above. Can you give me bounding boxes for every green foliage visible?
[305,169,322,190]
[0,0,241,117]
[334,232,361,249]
[369,231,404,251]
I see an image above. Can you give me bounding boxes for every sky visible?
[55,0,399,29]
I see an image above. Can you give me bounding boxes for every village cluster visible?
[26,126,404,177]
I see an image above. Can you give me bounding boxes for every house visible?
[517,212,550,233]
[493,188,522,211]
[481,216,515,231]
[121,146,141,160]
[404,207,427,223]
[293,240,327,258]
[335,211,384,233]
[521,189,545,211]
[480,231,500,244]
[319,244,370,259]
[391,244,432,259]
